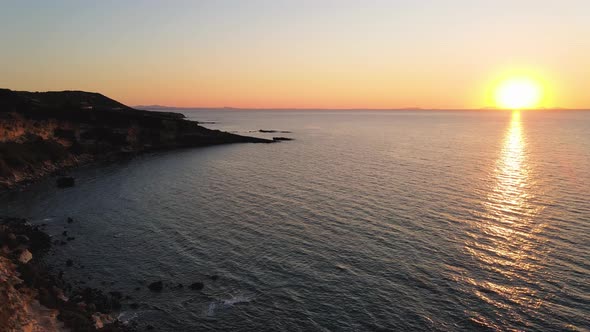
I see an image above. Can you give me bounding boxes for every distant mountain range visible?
[135,105,236,111]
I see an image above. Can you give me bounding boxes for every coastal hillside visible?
[0,89,271,188]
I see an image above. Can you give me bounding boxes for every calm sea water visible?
[1,110,589,331]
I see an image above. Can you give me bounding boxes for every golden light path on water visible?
[464,111,549,330]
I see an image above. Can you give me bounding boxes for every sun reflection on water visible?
[462,111,549,329]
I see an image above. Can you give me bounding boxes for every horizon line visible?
[135,105,589,112]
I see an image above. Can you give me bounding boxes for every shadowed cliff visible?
[0,89,272,188]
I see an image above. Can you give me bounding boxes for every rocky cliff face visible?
[0,89,271,188]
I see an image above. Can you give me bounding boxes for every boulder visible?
[92,312,115,329]
[18,249,33,264]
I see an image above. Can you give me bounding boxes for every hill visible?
[0,89,272,188]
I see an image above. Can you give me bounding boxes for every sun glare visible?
[495,78,542,110]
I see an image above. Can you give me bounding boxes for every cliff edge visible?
[0,89,272,189]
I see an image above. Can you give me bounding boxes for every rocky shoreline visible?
[0,89,290,330]
[0,89,275,190]
[0,216,227,331]
[0,217,136,331]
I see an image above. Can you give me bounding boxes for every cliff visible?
[0,89,272,189]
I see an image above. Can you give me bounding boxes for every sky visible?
[1,0,589,109]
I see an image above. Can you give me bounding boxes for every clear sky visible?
[1,0,589,109]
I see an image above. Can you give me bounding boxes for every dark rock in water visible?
[0,218,51,251]
[67,237,75,241]
[59,240,67,245]
[134,287,141,291]
[273,136,293,141]
[148,281,163,292]
[66,259,73,267]
[209,275,219,281]
[62,231,68,236]
[189,282,204,290]
[146,325,155,330]
[67,217,74,223]
[259,129,291,133]
[56,176,75,188]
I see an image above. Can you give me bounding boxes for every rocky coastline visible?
[0,89,286,330]
[0,217,135,331]
[0,89,274,190]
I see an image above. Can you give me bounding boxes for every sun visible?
[495,77,542,110]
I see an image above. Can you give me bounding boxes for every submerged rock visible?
[66,259,73,267]
[148,281,163,292]
[56,176,75,188]
[189,282,204,290]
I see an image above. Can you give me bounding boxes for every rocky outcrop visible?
[272,137,293,141]
[0,89,273,189]
[0,218,62,331]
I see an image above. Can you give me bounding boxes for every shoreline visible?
[0,89,291,330]
[0,217,135,331]
[0,89,276,191]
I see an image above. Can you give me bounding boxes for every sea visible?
[1,110,589,331]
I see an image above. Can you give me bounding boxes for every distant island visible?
[0,89,274,189]
[135,105,238,111]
